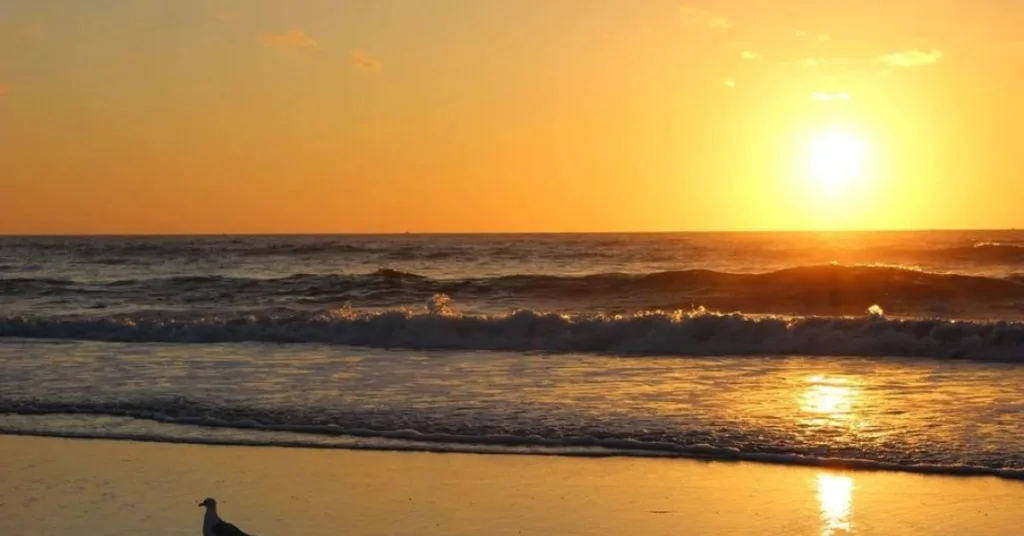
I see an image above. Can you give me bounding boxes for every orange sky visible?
[2,0,1023,234]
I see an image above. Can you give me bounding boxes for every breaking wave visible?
[3,305,1024,360]
[929,242,1024,263]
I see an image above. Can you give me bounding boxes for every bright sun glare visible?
[817,473,854,535]
[806,130,867,191]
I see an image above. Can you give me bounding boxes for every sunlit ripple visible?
[800,375,857,424]
[817,473,854,535]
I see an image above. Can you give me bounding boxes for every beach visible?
[3,435,1022,535]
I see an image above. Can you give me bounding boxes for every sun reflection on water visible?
[817,473,854,535]
[800,375,857,422]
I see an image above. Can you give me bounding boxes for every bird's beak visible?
[198,502,204,508]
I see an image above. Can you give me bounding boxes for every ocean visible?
[2,232,1024,478]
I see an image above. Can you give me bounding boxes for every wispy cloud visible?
[350,51,382,72]
[801,58,824,68]
[723,78,736,89]
[680,6,731,29]
[741,50,760,60]
[877,48,943,68]
[262,30,319,52]
[812,92,850,102]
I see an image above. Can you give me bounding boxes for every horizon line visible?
[1,227,1020,238]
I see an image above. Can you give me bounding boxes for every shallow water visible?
[3,340,1023,476]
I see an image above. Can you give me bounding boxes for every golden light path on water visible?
[794,375,860,426]
[818,473,854,535]
[801,374,856,534]
[800,374,857,421]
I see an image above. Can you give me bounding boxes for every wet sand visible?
[2,435,1022,535]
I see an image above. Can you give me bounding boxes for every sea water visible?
[2,232,1024,477]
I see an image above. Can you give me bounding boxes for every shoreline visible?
[4,427,1023,482]
[4,434,1023,536]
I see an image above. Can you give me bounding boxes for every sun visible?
[806,129,867,191]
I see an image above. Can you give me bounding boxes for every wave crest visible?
[4,264,1024,305]
[3,306,1024,360]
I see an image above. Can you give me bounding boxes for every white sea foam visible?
[3,306,1024,360]
[3,415,1024,481]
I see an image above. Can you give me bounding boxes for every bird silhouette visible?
[199,498,252,536]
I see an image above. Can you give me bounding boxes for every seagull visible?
[199,497,253,536]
